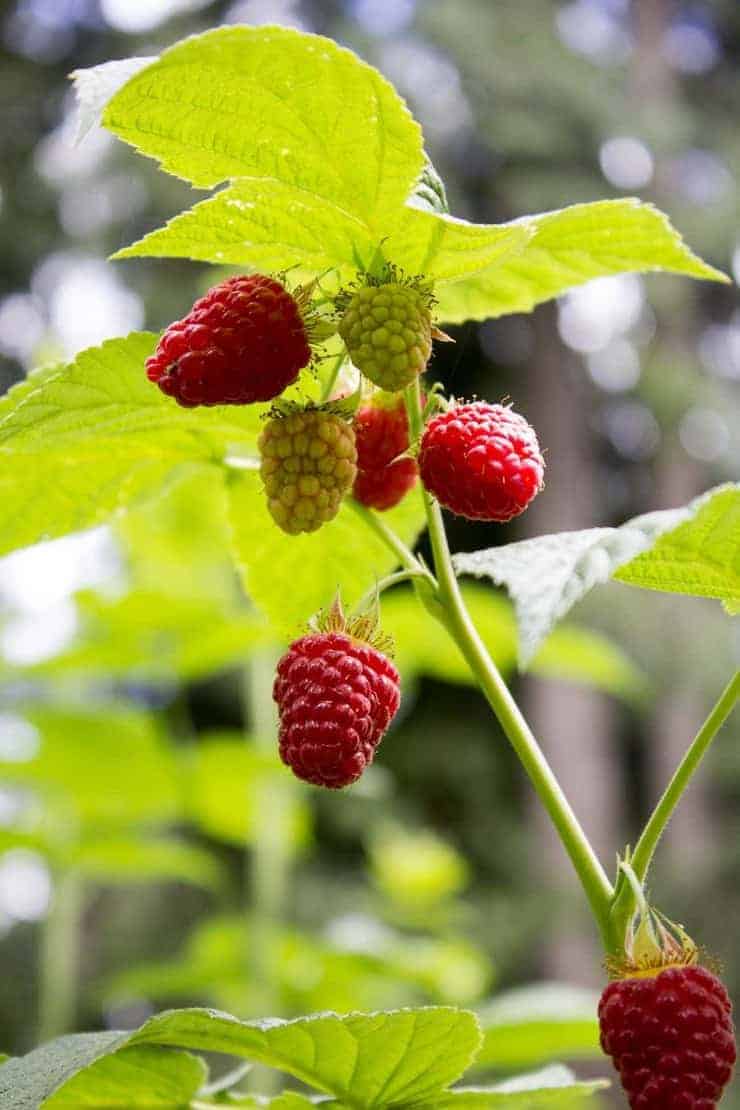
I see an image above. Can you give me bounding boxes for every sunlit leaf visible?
[102,27,424,230]
[43,1044,206,1108]
[227,478,426,633]
[428,200,728,325]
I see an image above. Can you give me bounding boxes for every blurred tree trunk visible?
[522,306,621,985]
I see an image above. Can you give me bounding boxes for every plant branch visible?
[319,352,346,404]
[631,669,740,883]
[349,498,435,585]
[355,569,429,614]
[403,377,614,944]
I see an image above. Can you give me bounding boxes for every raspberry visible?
[274,622,401,789]
[145,274,312,407]
[337,277,433,391]
[599,965,736,1109]
[258,405,357,534]
[352,392,418,511]
[354,458,418,511]
[418,401,544,521]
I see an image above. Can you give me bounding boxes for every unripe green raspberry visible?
[338,281,432,391]
[258,406,357,535]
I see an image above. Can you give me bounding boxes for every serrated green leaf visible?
[476,984,601,1071]
[0,705,179,825]
[0,333,264,558]
[419,1066,607,1107]
[112,180,376,283]
[387,209,531,285]
[1,1006,481,1110]
[227,477,426,633]
[0,333,260,455]
[380,585,643,702]
[429,199,728,324]
[43,1044,207,1108]
[71,57,157,142]
[453,484,739,666]
[0,1032,128,1110]
[103,27,424,232]
[0,362,65,423]
[614,483,740,602]
[129,1007,482,1106]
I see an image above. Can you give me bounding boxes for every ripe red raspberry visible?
[274,620,400,789]
[418,401,544,521]
[145,274,313,407]
[258,405,357,534]
[599,965,736,1109]
[352,392,418,511]
[353,458,418,511]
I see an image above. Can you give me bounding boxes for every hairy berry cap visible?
[337,270,434,391]
[146,274,319,407]
[419,400,544,521]
[259,405,357,534]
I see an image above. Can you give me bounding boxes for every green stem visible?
[38,867,83,1043]
[349,498,434,583]
[244,650,289,1098]
[355,569,429,614]
[319,352,346,404]
[631,669,740,883]
[403,378,614,943]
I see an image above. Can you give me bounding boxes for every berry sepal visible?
[309,591,394,658]
[607,860,699,981]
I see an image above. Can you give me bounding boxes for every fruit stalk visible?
[403,377,614,943]
[607,669,740,954]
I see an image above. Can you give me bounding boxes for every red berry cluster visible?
[148,268,547,790]
[274,630,400,788]
[146,274,311,407]
[599,965,736,1109]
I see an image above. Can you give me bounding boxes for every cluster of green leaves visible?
[0,24,725,649]
[0,1004,607,1109]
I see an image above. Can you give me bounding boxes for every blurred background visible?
[0,0,739,1103]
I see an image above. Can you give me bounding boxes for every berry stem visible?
[631,669,739,882]
[319,351,346,404]
[349,498,435,585]
[607,669,740,953]
[403,376,614,943]
[355,569,433,614]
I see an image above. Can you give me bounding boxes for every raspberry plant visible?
[0,23,738,1109]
